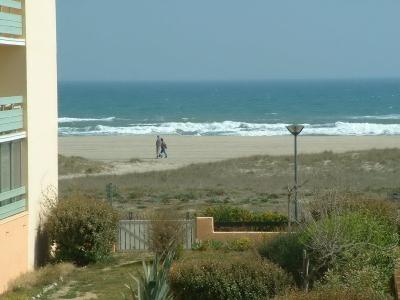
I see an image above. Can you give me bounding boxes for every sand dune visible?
[58,135,400,175]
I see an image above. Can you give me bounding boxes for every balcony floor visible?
[0,36,24,46]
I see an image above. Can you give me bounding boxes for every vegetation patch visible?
[45,195,119,265]
[59,155,111,176]
[205,205,288,231]
[258,199,399,297]
[60,149,400,214]
[169,251,292,300]
[2,253,146,300]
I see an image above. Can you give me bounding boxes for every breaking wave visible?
[58,117,116,123]
[349,114,400,120]
[58,121,400,136]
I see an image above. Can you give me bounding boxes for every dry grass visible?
[2,253,145,300]
[1,263,76,300]
[59,149,400,215]
[58,154,112,176]
[8,263,75,291]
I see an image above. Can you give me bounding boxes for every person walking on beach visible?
[156,135,161,158]
[160,138,168,158]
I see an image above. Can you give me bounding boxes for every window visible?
[11,141,22,188]
[0,142,11,192]
[0,140,23,207]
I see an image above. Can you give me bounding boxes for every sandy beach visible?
[59,135,400,175]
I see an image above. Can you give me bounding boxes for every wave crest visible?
[58,121,400,136]
[58,117,115,123]
[349,114,400,120]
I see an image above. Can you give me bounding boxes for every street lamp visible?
[286,124,304,222]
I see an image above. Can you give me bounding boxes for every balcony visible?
[0,186,26,220]
[0,96,23,134]
[0,0,24,45]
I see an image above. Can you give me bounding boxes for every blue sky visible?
[57,0,400,81]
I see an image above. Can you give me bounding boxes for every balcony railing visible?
[0,96,24,134]
[0,186,26,220]
[0,0,23,40]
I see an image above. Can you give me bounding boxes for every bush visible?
[148,210,184,256]
[226,237,252,251]
[258,210,399,296]
[169,256,293,300]
[258,234,304,285]
[204,205,287,231]
[205,205,252,222]
[318,267,390,299]
[302,211,398,295]
[45,196,119,265]
[192,238,252,252]
[275,287,388,300]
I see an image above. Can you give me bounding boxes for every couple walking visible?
[156,135,168,158]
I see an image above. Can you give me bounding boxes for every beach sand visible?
[59,136,400,175]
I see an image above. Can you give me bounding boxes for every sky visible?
[57,0,400,81]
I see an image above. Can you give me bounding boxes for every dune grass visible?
[58,154,112,176]
[59,149,400,215]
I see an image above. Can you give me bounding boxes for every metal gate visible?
[117,219,196,251]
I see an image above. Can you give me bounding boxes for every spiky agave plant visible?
[125,250,175,300]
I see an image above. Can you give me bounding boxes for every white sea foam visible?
[349,114,400,120]
[58,121,400,136]
[58,117,115,123]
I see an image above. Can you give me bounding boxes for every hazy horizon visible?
[57,0,400,82]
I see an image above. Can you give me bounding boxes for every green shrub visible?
[275,287,388,300]
[169,256,292,300]
[302,211,399,295]
[206,240,225,250]
[45,196,119,265]
[253,211,288,224]
[192,238,252,252]
[258,234,304,285]
[204,205,287,230]
[259,210,399,296]
[226,237,252,251]
[191,240,208,251]
[205,205,252,222]
[318,267,390,299]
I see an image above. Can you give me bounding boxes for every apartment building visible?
[0,0,58,293]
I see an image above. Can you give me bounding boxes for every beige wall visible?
[196,217,281,242]
[24,0,58,269]
[0,213,29,294]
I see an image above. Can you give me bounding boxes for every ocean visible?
[58,79,400,136]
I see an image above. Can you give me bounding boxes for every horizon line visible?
[58,76,400,84]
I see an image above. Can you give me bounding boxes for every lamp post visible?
[286,124,304,222]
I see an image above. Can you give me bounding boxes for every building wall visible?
[196,217,281,242]
[24,0,58,269]
[0,213,29,293]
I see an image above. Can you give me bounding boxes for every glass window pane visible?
[11,141,21,189]
[1,143,11,193]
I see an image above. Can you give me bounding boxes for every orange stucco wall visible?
[0,212,29,294]
[196,217,281,242]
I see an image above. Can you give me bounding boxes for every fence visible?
[117,219,195,251]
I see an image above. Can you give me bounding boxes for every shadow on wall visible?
[35,223,49,267]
